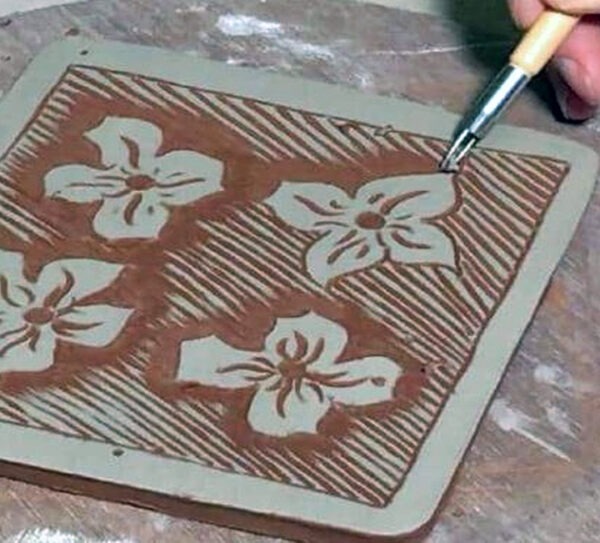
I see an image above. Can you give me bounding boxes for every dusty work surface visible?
[0,1,599,543]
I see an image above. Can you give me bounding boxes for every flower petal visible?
[0,328,56,374]
[177,336,262,389]
[0,307,22,331]
[247,384,330,437]
[324,356,402,406]
[55,304,133,347]
[264,312,347,372]
[383,223,457,269]
[0,308,27,353]
[0,249,30,307]
[306,229,384,285]
[265,181,351,231]
[154,150,223,205]
[92,194,170,240]
[44,164,125,202]
[356,174,456,220]
[33,259,125,309]
[86,117,163,169]
[0,249,24,278]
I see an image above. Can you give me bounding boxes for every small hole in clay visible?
[112,448,125,457]
[66,27,80,37]
[80,50,89,56]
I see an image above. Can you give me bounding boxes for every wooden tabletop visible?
[0,1,599,542]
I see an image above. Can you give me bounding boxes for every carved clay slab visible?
[0,39,596,541]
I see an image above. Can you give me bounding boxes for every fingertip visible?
[548,62,597,121]
[508,0,545,28]
[544,0,600,15]
[553,18,600,106]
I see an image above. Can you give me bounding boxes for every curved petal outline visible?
[246,384,329,437]
[0,249,31,307]
[178,336,264,389]
[154,150,224,205]
[324,356,402,406]
[263,312,347,371]
[0,327,56,374]
[0,307,28,347]
[54,304,133,347]
[357,174,456,221]
[87,117,163,169]
[33,259,125,310]
[92,193,170,240]
[45,164,126,202]
[383,223,458,269]
[306,229,384,285]
[266,181,352,232]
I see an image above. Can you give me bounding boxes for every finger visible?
[508,2,600,119]
[544,0,600,14]
[508,0,546,28]
[547,66,597,120]
[551,16,600,118]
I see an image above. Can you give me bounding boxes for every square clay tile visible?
[0,38,596,542]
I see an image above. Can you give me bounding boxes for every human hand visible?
[508,0,600,120]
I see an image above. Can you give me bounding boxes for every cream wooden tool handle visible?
[510,11,579,76]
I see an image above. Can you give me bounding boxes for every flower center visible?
[23,307,54,325]
[126,174,156,191]
[277,358,307,381]
[356,211,386,230]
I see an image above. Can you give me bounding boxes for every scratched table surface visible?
[0,1,599,542]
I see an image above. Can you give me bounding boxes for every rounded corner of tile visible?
[371,520,437,543]
[559,136,598,161]
[357,504,440,543]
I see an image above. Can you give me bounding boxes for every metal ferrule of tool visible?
[440,10,581,172]
[440,65,530,172]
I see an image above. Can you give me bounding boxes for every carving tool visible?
[440,10,580,172]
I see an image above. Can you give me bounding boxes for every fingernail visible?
[549,59,597,121]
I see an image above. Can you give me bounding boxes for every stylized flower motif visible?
[177,312,402,437]
[266,174,457,284]
[0,250,133,374]
[45,117,223,240]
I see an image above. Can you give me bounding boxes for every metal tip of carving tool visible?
[439,64,531,173]
[439,129,478,173]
